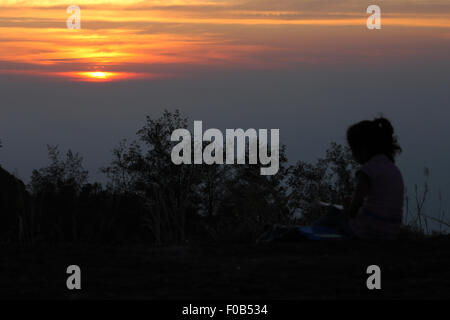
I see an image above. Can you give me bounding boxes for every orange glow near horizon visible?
[0,1,450,82]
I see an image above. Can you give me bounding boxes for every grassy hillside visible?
[1,236,449,299]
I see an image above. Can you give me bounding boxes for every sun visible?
[83,71,113,81]
[90,72,107,79]
[71,71,115,81]
[69,71,120,81]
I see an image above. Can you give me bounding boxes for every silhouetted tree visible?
[103,110,200,244]
[30,145,88,195]
[211,145,290,242]
[29,145,89,241]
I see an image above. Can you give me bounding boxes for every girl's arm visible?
[347,172,370,218]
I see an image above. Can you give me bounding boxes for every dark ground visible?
[1,236,449,300]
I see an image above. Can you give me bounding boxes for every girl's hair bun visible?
[373,117,394,136]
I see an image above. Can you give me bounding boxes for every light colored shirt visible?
[350,154,404,239]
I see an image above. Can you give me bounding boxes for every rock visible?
[0,165,30,241]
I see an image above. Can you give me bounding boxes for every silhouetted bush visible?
[288,142,358,224]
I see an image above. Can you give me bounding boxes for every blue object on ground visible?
[298,226,346,240]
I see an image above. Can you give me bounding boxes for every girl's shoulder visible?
[358,154,401,180]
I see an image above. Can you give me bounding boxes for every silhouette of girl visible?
[316,116,404,239]
[258,116,404,242]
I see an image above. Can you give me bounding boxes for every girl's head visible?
[347,117,401,164]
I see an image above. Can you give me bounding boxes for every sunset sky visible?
[1,0,450,81]
[1,1,450,221]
